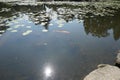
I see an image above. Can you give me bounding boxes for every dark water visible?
[0,5,120,80]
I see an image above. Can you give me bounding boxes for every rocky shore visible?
[84,52,120,80]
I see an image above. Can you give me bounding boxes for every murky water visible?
[0,5,120,80]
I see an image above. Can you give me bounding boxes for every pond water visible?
[0,5,120,80]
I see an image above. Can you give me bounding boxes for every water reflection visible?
[42,63,55,80]
[0,5,120,40]
[84,13,120,40]
[44,66,53,77]
[0,4,120,80]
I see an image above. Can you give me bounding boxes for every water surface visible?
[0,5,120,80]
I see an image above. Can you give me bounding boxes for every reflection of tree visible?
[13,5,51,30]
[0,25,9,34]
[56,7,75,22]
[57,13,75,22]
[0,4,120,40]
[19,5,120,40]
[84,12,120,40]
[112,12,120,40]
[28,10,51,30]
[84,16,111,37]
[0,8,17,35]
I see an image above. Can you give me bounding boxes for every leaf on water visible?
[58,24,64,28]
[42,29,48,32]
[35,18,39,21]
[14,25,20,28]
[7,28,13,31]
[26,26,31,28]
[49,23,53,26]
[0,30,5,33]
[41,22,46,26]
[11,30,17,33]
[34,21,39,24]
[22,30,32,36]
[54,30,70,34]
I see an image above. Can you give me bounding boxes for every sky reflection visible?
[43,64,54,79]
[44,66,53,77]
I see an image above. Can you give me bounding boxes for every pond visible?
[0,4,120,80]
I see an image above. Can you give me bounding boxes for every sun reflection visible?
[44,66,53,77]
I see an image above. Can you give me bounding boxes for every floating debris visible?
[7,28,13,31]
[54,30,70,34]
[58,24,64,28]
[26,26,31,28]
[34,21,39,24]
[49,23,53,26]
[41,22,47,26]
[0,30,5,33]
[11,30,17,33]
[22,30,32,36]
[42,29,48,32]
[14,25,20,28]
[35,18,39,21]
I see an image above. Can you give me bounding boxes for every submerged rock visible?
[84,64,120,80]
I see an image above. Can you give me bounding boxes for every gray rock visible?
[84,64,120,80]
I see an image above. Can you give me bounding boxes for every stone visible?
[84,64,120,80]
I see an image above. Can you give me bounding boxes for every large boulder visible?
[84,64,120,80]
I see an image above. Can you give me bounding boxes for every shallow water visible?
[0,5,120,80]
